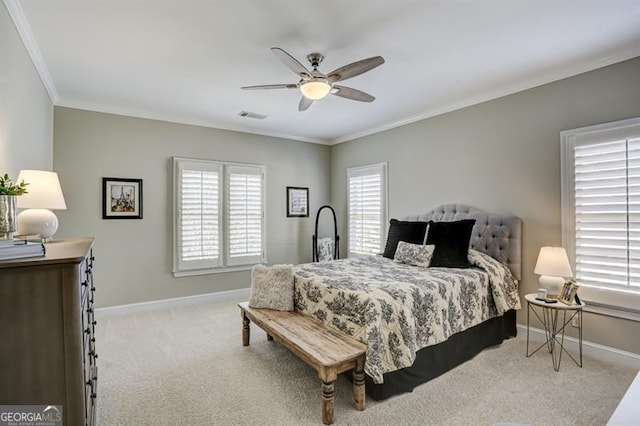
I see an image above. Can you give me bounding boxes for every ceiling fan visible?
[241,47,385,111]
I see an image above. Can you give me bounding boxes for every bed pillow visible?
[249,264,295,311]
[425,219,476,268]
[382,219,430,259]
[394,242,436,268]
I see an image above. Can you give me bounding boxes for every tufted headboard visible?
[402,203,522,280]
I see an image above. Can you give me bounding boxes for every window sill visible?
[173,264,254,278]
[578,284,640,322]
[583,303,640,322]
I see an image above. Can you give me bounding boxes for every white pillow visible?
[393,241,435,268]
[249,264,295,311]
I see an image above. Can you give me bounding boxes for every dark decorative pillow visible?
[382,219,429,259]
[425,219,476,268]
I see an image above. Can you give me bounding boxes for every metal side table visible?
[525,293,585,371]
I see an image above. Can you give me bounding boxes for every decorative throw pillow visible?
[249,264,295,311]
[425,219,476,268]
[382,219,430,259]
[394,241,436,268]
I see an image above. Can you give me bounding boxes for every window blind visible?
[574,137,640,290]
[173,158,266,275]
[226,166,264,265]
[177,162,221,270]
[348,163,387,256]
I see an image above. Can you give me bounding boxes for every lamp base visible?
[538,275,566,299]
[17,209,59,242]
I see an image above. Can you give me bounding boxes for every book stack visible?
[0,239,46,261]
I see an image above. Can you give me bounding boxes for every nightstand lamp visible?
[534,246,573,299]
[16,170,67,243]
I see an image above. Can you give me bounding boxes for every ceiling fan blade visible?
[327,56,385,83]
[298,96,313,111]
[271,47,312,79]
[332,85,375,102]
[241,84,298,90]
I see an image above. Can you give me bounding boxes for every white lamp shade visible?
[534,247,573,277]
[16,170,67,210]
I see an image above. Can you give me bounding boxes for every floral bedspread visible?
[293,250,520,384]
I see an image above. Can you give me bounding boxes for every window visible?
[173,158,265,276]
[347,163,388,256]
[561,117,640,319]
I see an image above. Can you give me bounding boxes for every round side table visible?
[525,293,585,371]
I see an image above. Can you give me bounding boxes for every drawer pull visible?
[81,281,88,287]
[87,308,93,314]
[91,337,96,343]
[91,287,96,293]
[84,328,91,334]
[92,320,97,326]
[91,392,97,399]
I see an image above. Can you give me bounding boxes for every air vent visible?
[238,111,267,120]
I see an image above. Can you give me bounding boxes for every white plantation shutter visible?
[174,158,266,275]
[175,160,221,271]
[348,163,387,256]
[562,118,640,315]
[574,137,640,290]
[226,166,264,265]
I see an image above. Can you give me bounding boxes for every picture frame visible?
[559,279,579,305]
[102,177,143,219]
[286,186,309,217]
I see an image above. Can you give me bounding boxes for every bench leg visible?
[322,381,335,425]
[241,312,250,346]
[353,357,366,411]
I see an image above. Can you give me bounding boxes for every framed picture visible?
[102,177,143,219]
[559,279,579,305]
[286,186,309,217]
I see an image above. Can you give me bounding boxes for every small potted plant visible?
[0,173,29,240]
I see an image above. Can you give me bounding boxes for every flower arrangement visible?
[0,173,29,195]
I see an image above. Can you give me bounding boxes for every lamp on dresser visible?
[16,170,67,242]
[534,246,573,299]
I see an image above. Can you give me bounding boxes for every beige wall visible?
[330,57,640,354]
[0,3,53,176]
[54,107,330,308]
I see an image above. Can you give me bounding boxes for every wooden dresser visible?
[0,238,97,426]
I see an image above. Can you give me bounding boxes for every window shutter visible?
[176,160,221,271]
[226,165,264,265]
[573,136,640,290]
[348,163,387,256]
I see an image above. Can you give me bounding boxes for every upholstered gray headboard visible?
[402,204,522,280]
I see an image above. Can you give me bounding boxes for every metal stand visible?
[526,298,583,371]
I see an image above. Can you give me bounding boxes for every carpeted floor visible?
[95,297,637,425]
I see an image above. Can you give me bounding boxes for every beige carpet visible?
[95,297,636,425]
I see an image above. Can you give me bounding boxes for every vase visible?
[0,195,17,240]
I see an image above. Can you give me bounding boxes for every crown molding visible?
[330,47,640,145]
[55,97,329,145]
[3,0,59,103]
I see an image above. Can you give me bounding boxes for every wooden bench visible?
[238,301,366,425]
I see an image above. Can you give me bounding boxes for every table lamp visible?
[534,246,573,299]
[16,170,67,242]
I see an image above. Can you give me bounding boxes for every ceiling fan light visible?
[300,80,331,100]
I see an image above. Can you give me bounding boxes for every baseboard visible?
[95,288,250,319]
[517,323,640,369]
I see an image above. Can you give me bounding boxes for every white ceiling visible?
[6,1,640,144]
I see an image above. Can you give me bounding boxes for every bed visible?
[293,204,522,400]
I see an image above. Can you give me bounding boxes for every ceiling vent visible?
[238,111,267,120]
